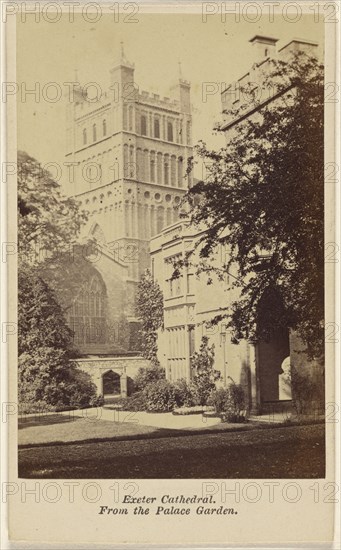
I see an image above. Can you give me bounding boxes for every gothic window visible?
[178,157,183,187]
[129,145,135,178]
[154,118,160,138]
[144,149,149,181]
[186,121,191,144]
[93,123,97,142]
[103,119,107,136]
[165,254,182,298]
[128,106,134,131]
[156,206,164,234]
[167,121,173,142]
[171,156,177,186]
[137,148,144,180]
[69,275,106,346]
[141,115,147,136]
[123,104,128,130]
[83,128,87,145]
[164,162,169,186]
[150,159,155,183]
[157,153,162,182]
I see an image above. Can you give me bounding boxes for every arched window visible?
[157,153,162,183]
[129,145,135,178]
[171,156,176,186]
[93,123,97,142]
[265,48,268,57]
[167,121,173,142]
[164,162,169,186]
[83,128,87,145]
[141,115,147,136]
[186,121,191,144]
[137,148,144,180]
[128,106,134,131]
[103,119,107,136]
[154,118,160,138]
[143,149,149,181]
[69,275,106,346]
[178,157,183,187]
[150,160,155,183]
[157,206,164,234]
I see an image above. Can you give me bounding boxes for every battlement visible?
[221,36,319,125]
[72,88,111,119]
[138,89,180,110]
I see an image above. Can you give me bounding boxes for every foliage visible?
[136,269,164,363]
[289,367,324,417]
[123,375,193,411]
[18,265,98,410]
[190,336,220,405]
[208,380,247,423]
[133,363,166,392]
[18,349,98,410]
[185,52,324,359]
[173,378,196,407]
[18,264,74,356]
[17,152,103,411]
[173,405,212,415]
[18,150,87,264]
[208,387,231,414]
[117,392,148,412]
[38,244,106,312]
[143,380,177,412]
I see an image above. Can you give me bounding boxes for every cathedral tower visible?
[65,46,193,335]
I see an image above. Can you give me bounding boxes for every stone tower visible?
[65,46,193,330]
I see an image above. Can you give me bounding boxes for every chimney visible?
[249,35,278,63]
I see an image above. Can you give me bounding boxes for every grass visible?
[18,424,325,479]
[18,413,160,446]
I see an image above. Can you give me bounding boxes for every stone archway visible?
[256,288,291,405]
[102,370,121,397]
[257,327,290,402]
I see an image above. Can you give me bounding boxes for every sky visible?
[16,9,324,187]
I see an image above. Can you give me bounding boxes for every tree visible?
[190,336,220,405]
[185,52,324,359]
[18,150,87,263]
[18,265,98,409]
[18,264,74,356]
[17,152,98,410]
[136,269,164,364]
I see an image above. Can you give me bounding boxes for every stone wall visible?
[75,356,150,397]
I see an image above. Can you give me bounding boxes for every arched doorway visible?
[102,370,121,397]
[256,289,290,404]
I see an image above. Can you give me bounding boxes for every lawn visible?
[18,424,325,478]
[18,413,160,446]
[18,410,253,447]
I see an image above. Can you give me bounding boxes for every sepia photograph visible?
[12,6,328,484]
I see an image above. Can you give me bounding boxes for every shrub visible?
[136,269,164,363]
[19,349,99,412]
[19,401,54,415]
[173,405,213,416]
[208,387,230,414]
[144,380,176,412]
[290,366,324,416]
[120,392,148,412]
[173,378,196,407]
[64,368,99,409]
[190,337,220,405]
[18,266,99,412]
[208,380,247,423]
[133,364,166,392]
